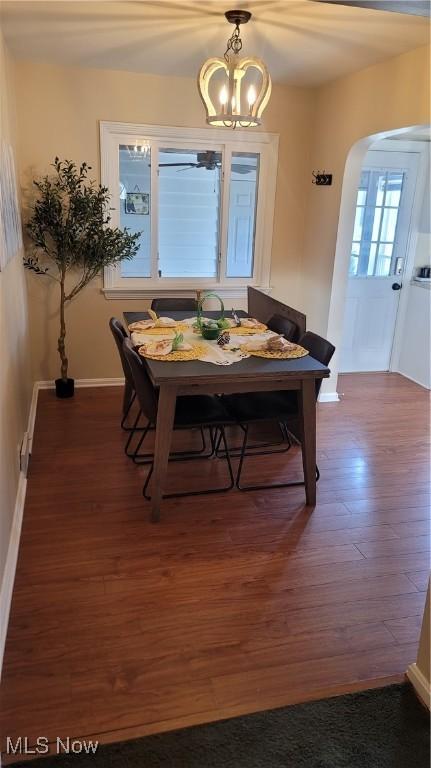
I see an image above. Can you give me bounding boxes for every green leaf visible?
[26,157,141,293]
[171,332,184,351]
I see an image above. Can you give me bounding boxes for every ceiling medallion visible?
[198,9,271,129]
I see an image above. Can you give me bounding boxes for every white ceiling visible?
[1,0,430,86]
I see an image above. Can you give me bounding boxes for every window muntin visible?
[349,169,405,278]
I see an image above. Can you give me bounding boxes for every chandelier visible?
[126,140,150,161]
[198,10,271,129]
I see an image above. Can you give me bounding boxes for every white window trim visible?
[100,121,279,299]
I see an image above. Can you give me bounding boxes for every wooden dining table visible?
[124,310,330,522]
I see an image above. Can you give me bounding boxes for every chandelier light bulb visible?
[219,85,228,106]
[127,140,150,162]
[247,85,257,108]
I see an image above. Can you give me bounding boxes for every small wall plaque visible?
[312,170,332,186]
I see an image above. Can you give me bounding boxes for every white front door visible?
[340,150,419,373]
[226,180,256,277]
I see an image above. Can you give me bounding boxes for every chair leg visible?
[142,426,234,501]
[124,409,147,459]
[124,408,142,455]
[131,424,213,466]
[216,421,292,459]
[129,419,154,464]
[121,389,137,431]
[236,423,319,492]
[235,424,249,489]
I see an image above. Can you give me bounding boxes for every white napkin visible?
[245,334,294,352]
[240,317,262,329]
[128,319,155,332]
[140,339,173,356]
[131,330,173,347]
[155,317,176,328]
[133,333,192,354]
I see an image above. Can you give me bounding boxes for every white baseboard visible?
[407,663,431,710]
[393,370,431,391]
[0,381,38,679]
[37,377,124,389]
[318,392,340,403]
[27,380,40,455]
[0,473,27,680]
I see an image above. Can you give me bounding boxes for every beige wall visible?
[0,31,31,588]
[11,45,430,379]
[13,60,314,380]
[297,45,430,335]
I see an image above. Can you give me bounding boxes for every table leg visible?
[300,378,316,506]
[150,384,177,523]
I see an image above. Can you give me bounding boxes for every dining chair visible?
[222,331,335,491]
[214,314,298,459]
[151,297,197,313]
[267,313,298,340]
[118,324,210,465]
[122,339,235,499]
[109,317,139,430]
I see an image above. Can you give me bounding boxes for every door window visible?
[226,152,260,278]
[350,170,405,277]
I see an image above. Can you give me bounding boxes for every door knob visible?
[392,282,402,291]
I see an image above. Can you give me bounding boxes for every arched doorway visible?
[320,124,430,401]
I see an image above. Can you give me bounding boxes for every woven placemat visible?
[130,323,189,336]
[230,324,268,335]
[241,344,309,359]
[138,343,207,361]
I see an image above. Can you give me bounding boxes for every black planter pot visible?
[55,378,75,398]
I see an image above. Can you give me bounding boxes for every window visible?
[101,122,278,298]
[350,169,405,278]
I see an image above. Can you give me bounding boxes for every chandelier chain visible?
[224,24,243,61]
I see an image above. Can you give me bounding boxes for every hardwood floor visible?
[0,373,429,759]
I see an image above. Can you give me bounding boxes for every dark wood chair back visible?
[267,314,297,340]
[122,339,158,424]
[299,331,335,397]
[109,318,134,389]
[247,287,306,341]
[151,298,197,313]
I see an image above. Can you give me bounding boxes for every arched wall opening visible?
[320,124,430,401]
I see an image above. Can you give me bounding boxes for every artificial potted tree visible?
[25,158,140,398]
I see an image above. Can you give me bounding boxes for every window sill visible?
[102,285,271,300]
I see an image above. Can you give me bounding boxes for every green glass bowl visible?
[201,326,220,340]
